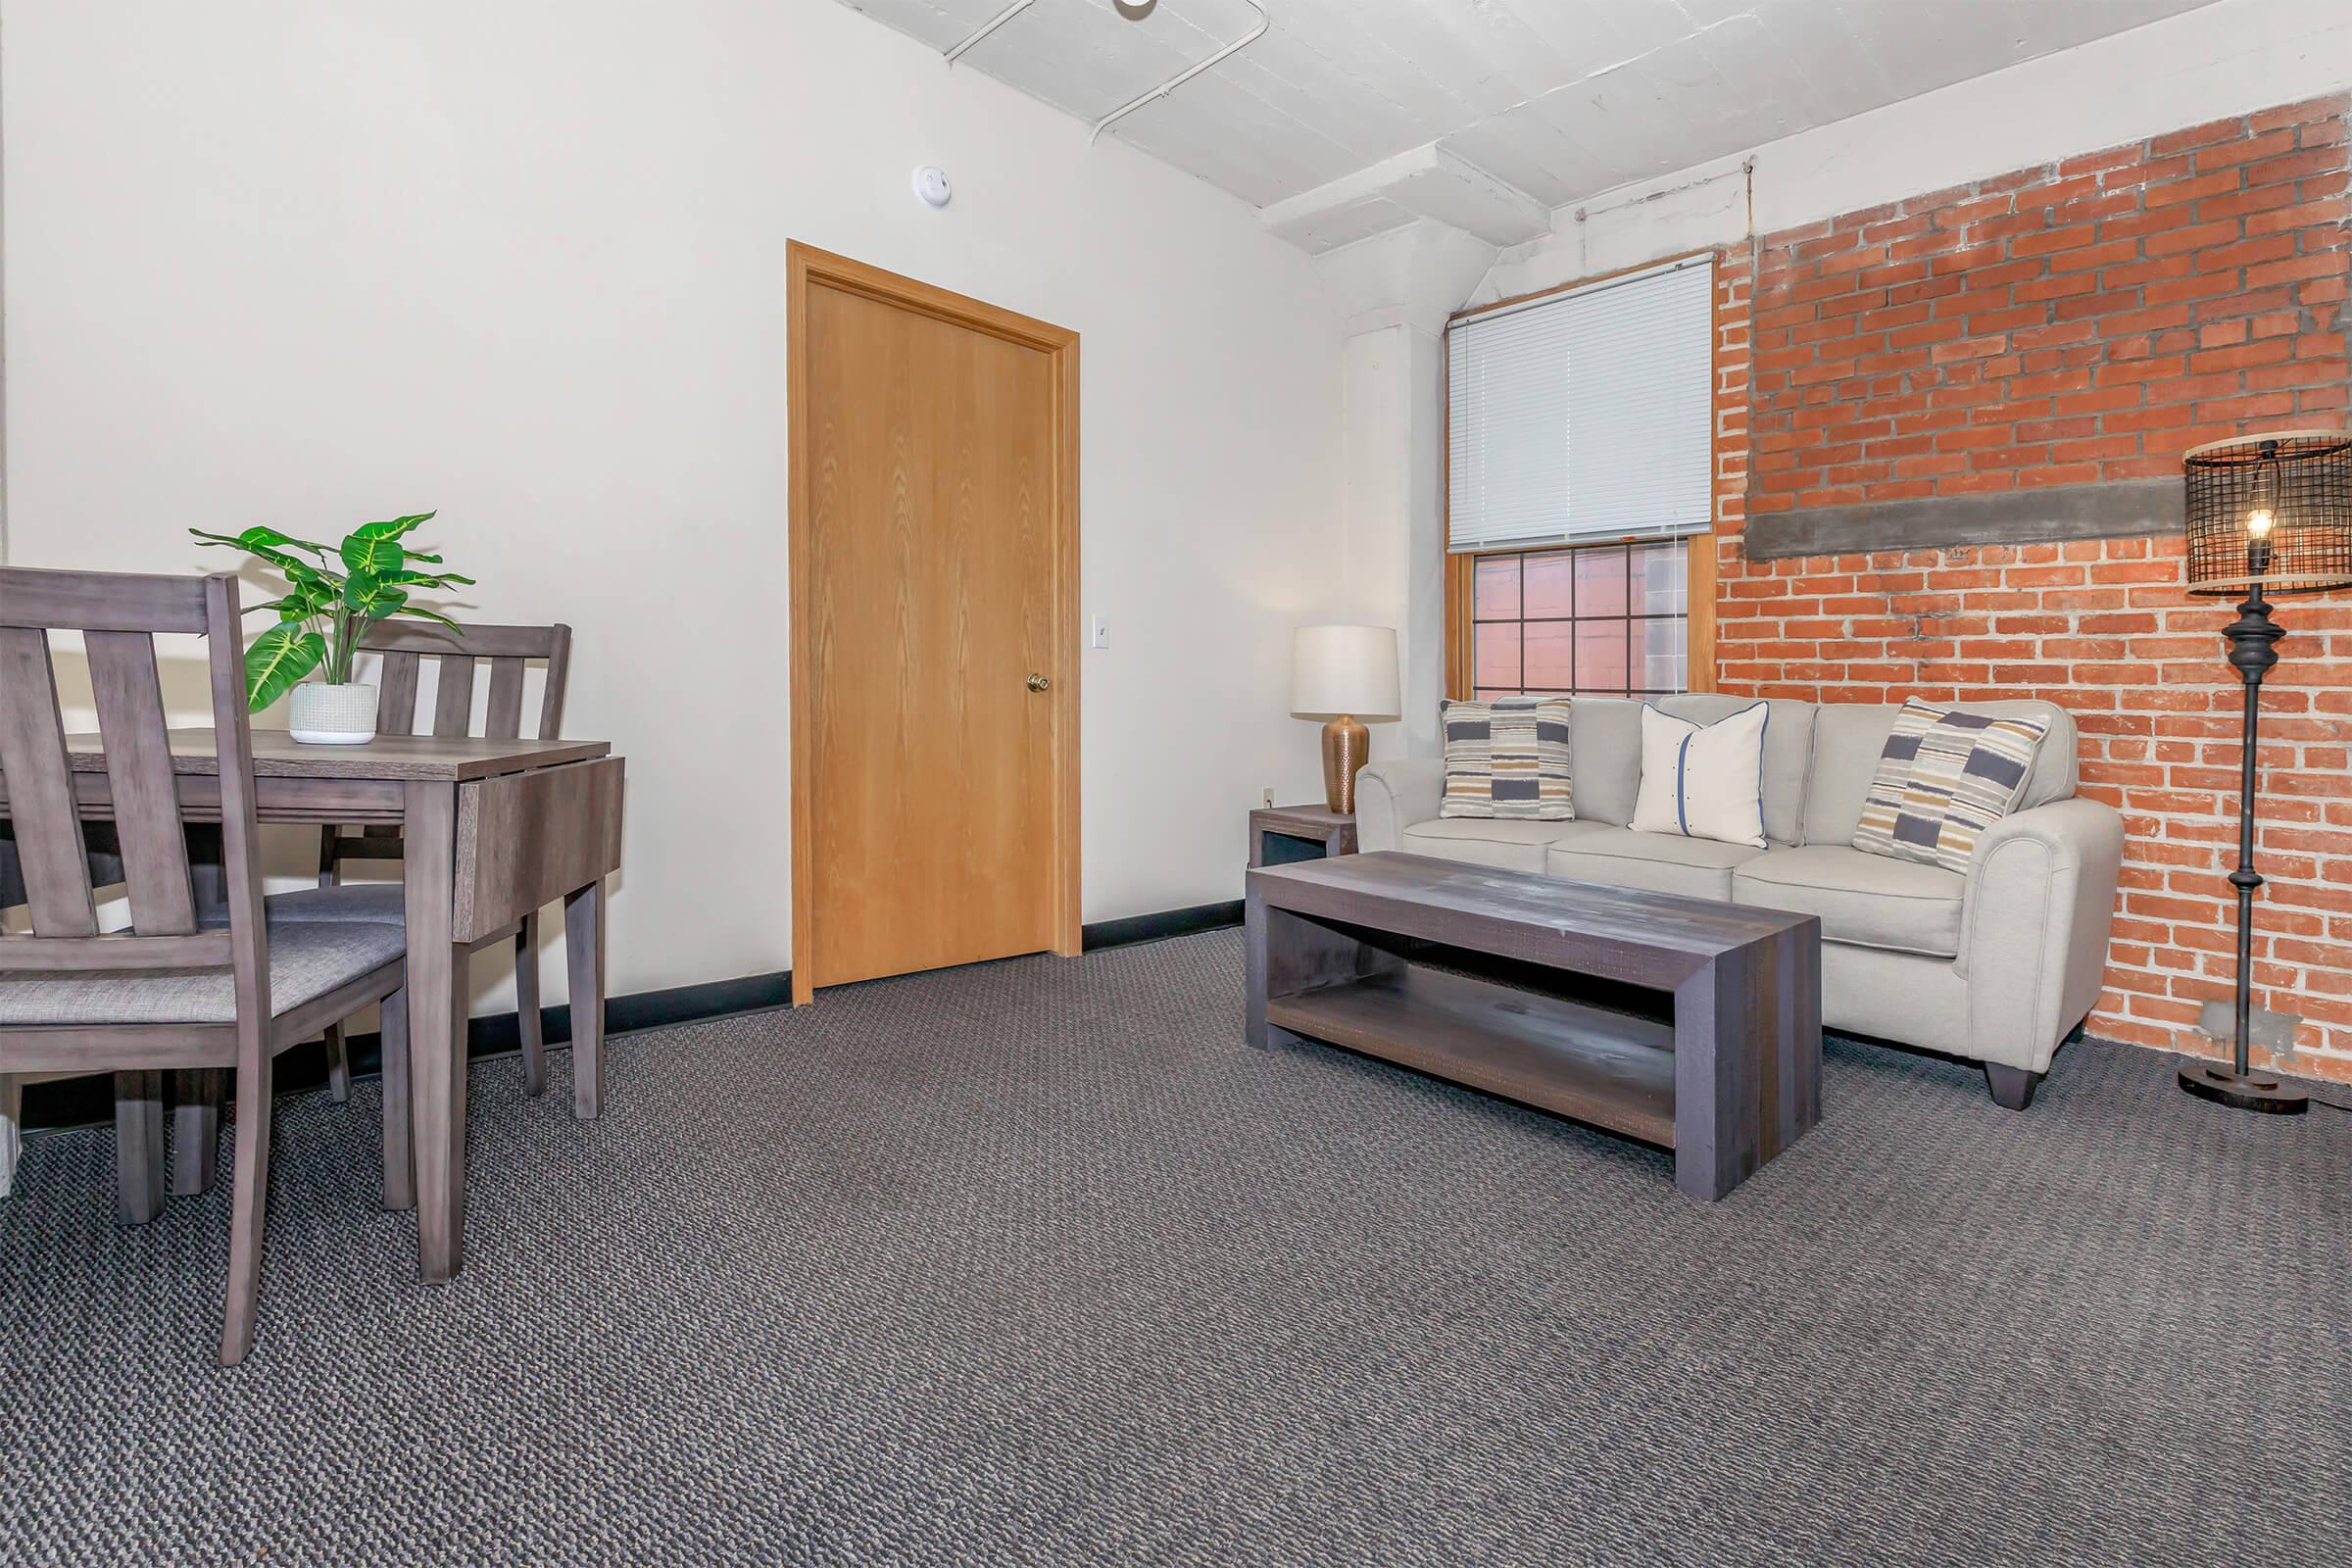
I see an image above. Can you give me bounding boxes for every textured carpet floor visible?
[2,928,2347,1566]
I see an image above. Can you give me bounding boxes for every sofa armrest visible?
[1354,759,1444,853]
[1955,797,2126,1073]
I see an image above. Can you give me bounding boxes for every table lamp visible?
[1290,624,1400,813]
[2179,428,2351,1113]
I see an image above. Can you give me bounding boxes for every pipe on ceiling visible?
[945,0,1039,65]
[1090,1,1268,145]
[941,1,1272,149]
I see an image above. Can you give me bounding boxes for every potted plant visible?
[191,513,473,744]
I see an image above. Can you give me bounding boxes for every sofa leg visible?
[1984,1063,2044,1111]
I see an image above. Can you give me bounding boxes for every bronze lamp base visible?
[1321,713,1369,813]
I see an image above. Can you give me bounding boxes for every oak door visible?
[797,264,1068,991]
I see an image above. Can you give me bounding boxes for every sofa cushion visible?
[1438,695,1574,819]
[1570,695,1815,842]
[1561,698,1644,827]
[1732,845,1966,958]
[1803,699,2077,847]
[1851,698,2051,873]
[1544,826,1766,902]
[1631,700,1769,849]
[1399,817,1600,874]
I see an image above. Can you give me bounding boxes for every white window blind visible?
[1446,256,1715,554]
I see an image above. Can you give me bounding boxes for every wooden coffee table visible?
[1246,851,1822,1201]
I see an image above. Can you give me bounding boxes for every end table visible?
[1250,805,1357,868]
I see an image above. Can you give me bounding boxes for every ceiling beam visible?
[1262,144,1553,256]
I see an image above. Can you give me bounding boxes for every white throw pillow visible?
[1631,703,1769,850]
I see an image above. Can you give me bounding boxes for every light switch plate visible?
[1089,615,1108,650]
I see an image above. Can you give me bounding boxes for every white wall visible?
[0,0,1348,1005]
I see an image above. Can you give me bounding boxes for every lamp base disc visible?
[2178,1062,2309,1114]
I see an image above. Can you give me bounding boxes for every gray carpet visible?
[2,929,2347,1566]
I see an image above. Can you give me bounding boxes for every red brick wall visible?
[1711,94,2352,1082]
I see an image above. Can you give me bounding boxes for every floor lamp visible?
[2178,429,2351,1113]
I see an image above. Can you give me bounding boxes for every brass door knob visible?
[1026,673,1051,692]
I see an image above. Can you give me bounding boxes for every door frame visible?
[785,241,1082,1004]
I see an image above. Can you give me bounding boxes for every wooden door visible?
[788,246,1079,999]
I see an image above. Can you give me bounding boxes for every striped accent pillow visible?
[1439,697,1575,820]
[1852,699,2050,873]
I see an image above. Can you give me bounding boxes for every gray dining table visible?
[1,729,623,1282]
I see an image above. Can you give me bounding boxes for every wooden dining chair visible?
[296,622,572,1101]
[0,566,413,1364]
[0,820,190,1220]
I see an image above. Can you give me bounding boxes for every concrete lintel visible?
[1741,478,2180,561]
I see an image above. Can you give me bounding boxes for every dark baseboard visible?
[16,967,794,1136]
[1082,900,1244,951]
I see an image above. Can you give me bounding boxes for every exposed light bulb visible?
[2246,507,2275,539]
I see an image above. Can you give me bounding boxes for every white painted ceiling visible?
[838,0,2228,243]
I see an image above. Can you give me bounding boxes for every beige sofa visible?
[1354,696,2125,1108]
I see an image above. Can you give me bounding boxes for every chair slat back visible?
[430,655,476,737]
[376,651,421,738]
[0,625,98,935]
[320,619,572,875]
[86,630,199,936]
[361,621,571,742]
[0,568,260,985]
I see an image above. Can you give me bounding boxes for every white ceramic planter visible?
[288,681,380,745]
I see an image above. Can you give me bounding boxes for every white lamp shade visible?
[1290,624,1400,720]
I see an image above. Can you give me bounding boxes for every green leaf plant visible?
[190,513,474,710]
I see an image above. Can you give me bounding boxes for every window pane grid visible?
[1468,540,1689,700]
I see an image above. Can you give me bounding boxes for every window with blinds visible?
[1446,255,1715,553]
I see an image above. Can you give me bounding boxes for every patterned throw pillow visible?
[1853,699,2050,873]
[1439,696,1575,820]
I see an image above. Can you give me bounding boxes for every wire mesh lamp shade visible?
[2182,428,2352,595]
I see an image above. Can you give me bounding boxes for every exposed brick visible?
[1713,95,2352,1082]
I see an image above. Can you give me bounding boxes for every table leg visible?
[1246,884,1388,1051]
[173,823,227,1200]
[403,780,468,1282]
[170,1068,221,1198]
[380,980,415,1212]
[515,910,547,1099]
[0,1074,22,1200]
[114,1070,167,1225]
[564,878,605,1119]
[1672,925,1822,1202]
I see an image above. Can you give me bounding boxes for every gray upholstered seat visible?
[0,921,406,1026]
[264,882,406,925]
[1544,825,1768,902]
[1733,845,1965,957]
[1396,817,1599,873]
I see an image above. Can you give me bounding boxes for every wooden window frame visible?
[1461,539,1697,700]
[1444,247,1726,700]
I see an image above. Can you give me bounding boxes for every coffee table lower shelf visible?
[1264,965,1677,1150]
